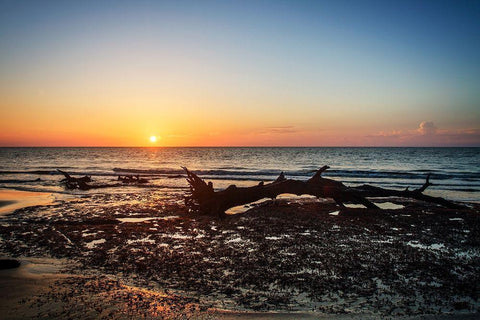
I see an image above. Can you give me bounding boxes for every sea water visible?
[0,147,479,202]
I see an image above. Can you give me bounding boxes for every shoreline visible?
[0,189,55,216]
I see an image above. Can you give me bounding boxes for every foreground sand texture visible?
[1,190,479,318]
[0,257,215,319]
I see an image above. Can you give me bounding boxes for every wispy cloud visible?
[366,121,480,146]
[438,128,480,145]
[366,130,404,139]
[257,126,298,135]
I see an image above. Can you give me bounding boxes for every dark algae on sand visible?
[1,189,479,317]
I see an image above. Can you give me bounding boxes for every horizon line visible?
[1,145,479,148]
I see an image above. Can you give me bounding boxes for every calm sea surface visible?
[0,147,479,202]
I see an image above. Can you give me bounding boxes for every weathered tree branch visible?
[117,175,149,184]
[58,169,92,190]
[183,166,465,217]
[58,170,148,190]
[183,166,379,217]
[350,174,463,209]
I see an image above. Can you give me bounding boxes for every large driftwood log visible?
[183,166,464,217]
[184,166,379,217]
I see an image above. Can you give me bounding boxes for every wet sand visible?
[0,189,54,216]
[0,257,319,319]
[1,192,479,318]
[0,257,216,319]
[0,257,72,319]
[3,258,475,320]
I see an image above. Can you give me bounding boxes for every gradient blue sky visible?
[1,0,479,146]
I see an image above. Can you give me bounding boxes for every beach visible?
[1,185,479,318]
[0,147,479,318]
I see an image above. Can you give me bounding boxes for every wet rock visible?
[0,258,20,269]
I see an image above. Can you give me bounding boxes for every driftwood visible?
[58,169,92,190]
[58,170,150,190]
[118,175,149,184]
[350,174,463,209]
[183,166,464,218]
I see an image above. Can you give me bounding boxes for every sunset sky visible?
[1,0,479,147]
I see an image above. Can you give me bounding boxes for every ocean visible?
[0,147,479,202]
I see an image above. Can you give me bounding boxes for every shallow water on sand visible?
[0,189,55,215]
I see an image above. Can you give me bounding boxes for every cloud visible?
[258,126,298,135]
[417,121,437,135]
[365,122,480,146]
[438,128,480,145]
[365,130,404,139]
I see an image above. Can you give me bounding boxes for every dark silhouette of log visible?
[57,169,92,190]
[183,167,464,217]
[350,174,464,209]
[0,258,20,269]
[58,170,152,190]
[184,166,379,218]
[118,175,149,184]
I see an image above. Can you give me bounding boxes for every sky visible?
[1,0,479,146]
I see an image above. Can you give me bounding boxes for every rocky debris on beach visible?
[1,191,479,317]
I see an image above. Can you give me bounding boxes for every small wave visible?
[3,167,479,192]
[112,167,443,179]
[113,168,184,175]
[0,170,53,175]
[449,188,480,192]
[0,170,119,177]
[5,167,473,182]
[0,178,42,183]
[113,167,282,177]
[0,185,69,194]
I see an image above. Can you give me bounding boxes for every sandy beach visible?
[1,189,479,319]
[0,257,324,319]
[0,256,215,319]
[2,258,477,320]
[0,257,72,319]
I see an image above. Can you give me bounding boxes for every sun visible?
[149,136,157,143]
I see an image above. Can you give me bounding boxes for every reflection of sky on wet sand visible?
[0,189,55,215]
